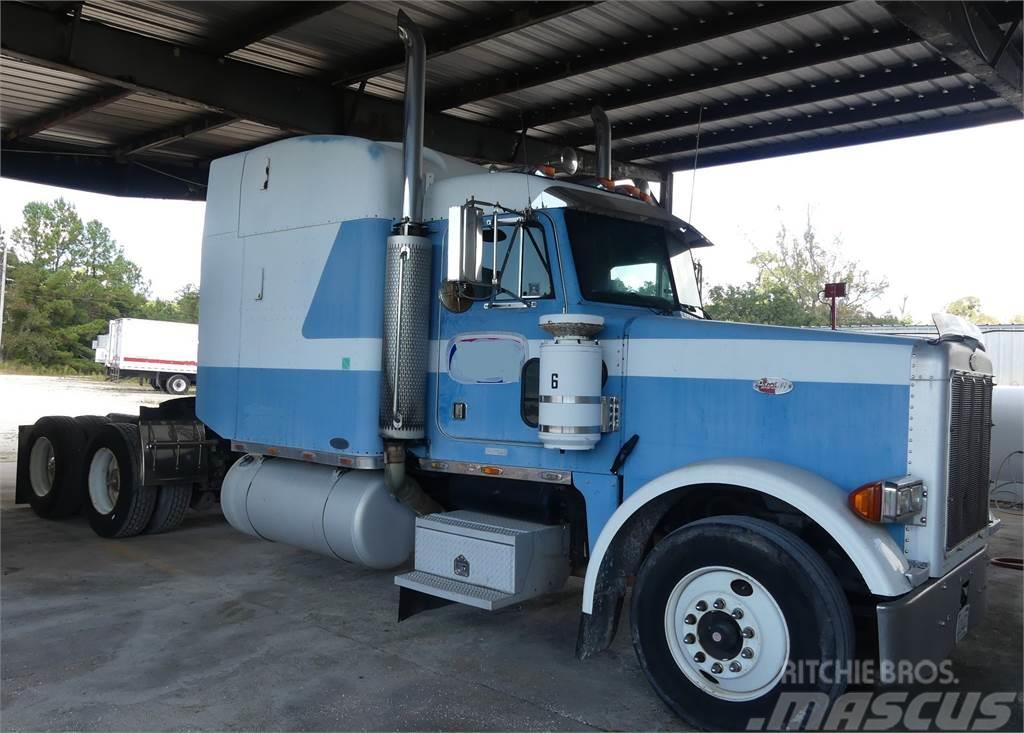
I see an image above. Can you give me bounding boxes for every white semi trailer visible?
[16,13,1000,729]
[93,317,198,394]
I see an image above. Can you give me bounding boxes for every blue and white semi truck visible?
[16,13,998,730]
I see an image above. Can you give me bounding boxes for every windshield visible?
[565,209,702,312]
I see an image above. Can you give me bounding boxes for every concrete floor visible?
[1,458,1021,731]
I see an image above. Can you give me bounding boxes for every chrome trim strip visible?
[416,458,571,485]
[538,424,601,434]
[230,441,383,470]
[538,394,602,404]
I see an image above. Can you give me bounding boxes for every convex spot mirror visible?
[446,203,487,285]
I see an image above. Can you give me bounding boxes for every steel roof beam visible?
[2,2,347,145]
[1,142,209,200]
[0,3,657,180]
[2,86,131,143]
[494,27,916,129]
[429,1,842,112]
[618,84,995,162]
[329,1,592,86]
[656,105,1021,172]
[208,2,348,58]
[113,113,238,159]
[561,58,958,149]
[623,84,998,162]
[880,1,1022,111]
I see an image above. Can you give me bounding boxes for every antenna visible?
[687,104,704,223]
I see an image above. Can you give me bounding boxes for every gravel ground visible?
[0,375,166,463]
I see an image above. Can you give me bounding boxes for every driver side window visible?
[482,221,554,301]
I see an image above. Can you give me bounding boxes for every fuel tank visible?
[221,455,414,569]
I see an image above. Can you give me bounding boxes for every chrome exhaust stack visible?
[397,10,426,228]
[379,11,441,515]
[590,105,612,180]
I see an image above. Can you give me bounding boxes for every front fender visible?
[581,457,912,615]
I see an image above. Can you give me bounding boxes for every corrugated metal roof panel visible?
[2,0,1018,198]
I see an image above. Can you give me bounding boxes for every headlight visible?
[849,476,925,523]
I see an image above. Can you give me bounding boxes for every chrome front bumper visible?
[876,548,988,665]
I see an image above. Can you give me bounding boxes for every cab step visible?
[394,510,569,615]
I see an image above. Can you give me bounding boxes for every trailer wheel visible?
[84,424,157,538]
[25,416,83,519]
[145,484,191,534]
[164,373,190,395]
[630,515,854,731]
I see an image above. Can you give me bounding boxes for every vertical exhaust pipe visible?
[397,10,426,227]
[590,106,612,181]
[379,11,441,516]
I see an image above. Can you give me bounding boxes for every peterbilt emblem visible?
[753,377,793,395]
[454,554,470,577]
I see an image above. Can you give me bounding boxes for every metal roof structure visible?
[2,1,1021,201]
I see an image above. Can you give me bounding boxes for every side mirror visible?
[446,203,485,284]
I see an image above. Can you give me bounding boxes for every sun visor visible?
[539,185,713,253]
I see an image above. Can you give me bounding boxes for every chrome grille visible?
[945,372,993,551]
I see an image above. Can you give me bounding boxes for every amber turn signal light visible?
[849,481,883,522]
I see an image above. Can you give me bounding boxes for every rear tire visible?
[630,515,854,731]
[84,424,157,538]
[25,416,83,519]
[164,373,190,395]
[105,413,138,424]
[74,415,111,441]
[145,484,191,534]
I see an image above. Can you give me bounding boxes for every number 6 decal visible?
[551,373,559,389]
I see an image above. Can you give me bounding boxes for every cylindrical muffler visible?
[379,234,432,440]
[221,456,415,569]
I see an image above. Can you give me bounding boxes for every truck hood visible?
[622,315,920,387]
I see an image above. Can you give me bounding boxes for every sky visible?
[1,120,1021,321]
[670,120,1023,323]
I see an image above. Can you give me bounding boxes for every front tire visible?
[84,424,157,538]
[630,515,854,731]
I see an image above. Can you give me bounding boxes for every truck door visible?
[435,213,562,445]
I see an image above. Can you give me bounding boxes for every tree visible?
[138,283,199,323]
[705,213,908,327]
[11,198,83,271]
[1,199,193,372]
[705,283,816,326]
[945,296,998,325]
[1010,314,1024,325]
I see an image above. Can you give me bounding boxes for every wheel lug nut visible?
[695,600,707,612]
[684,614,696,625]
[694,651,706,663]
[741,647,754,659]
[683,633,696,644]
[711,662,723,674]
[732,608,743,619]
[742,627,755,638]
[729,661,742,673]
[713,598,725,610]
